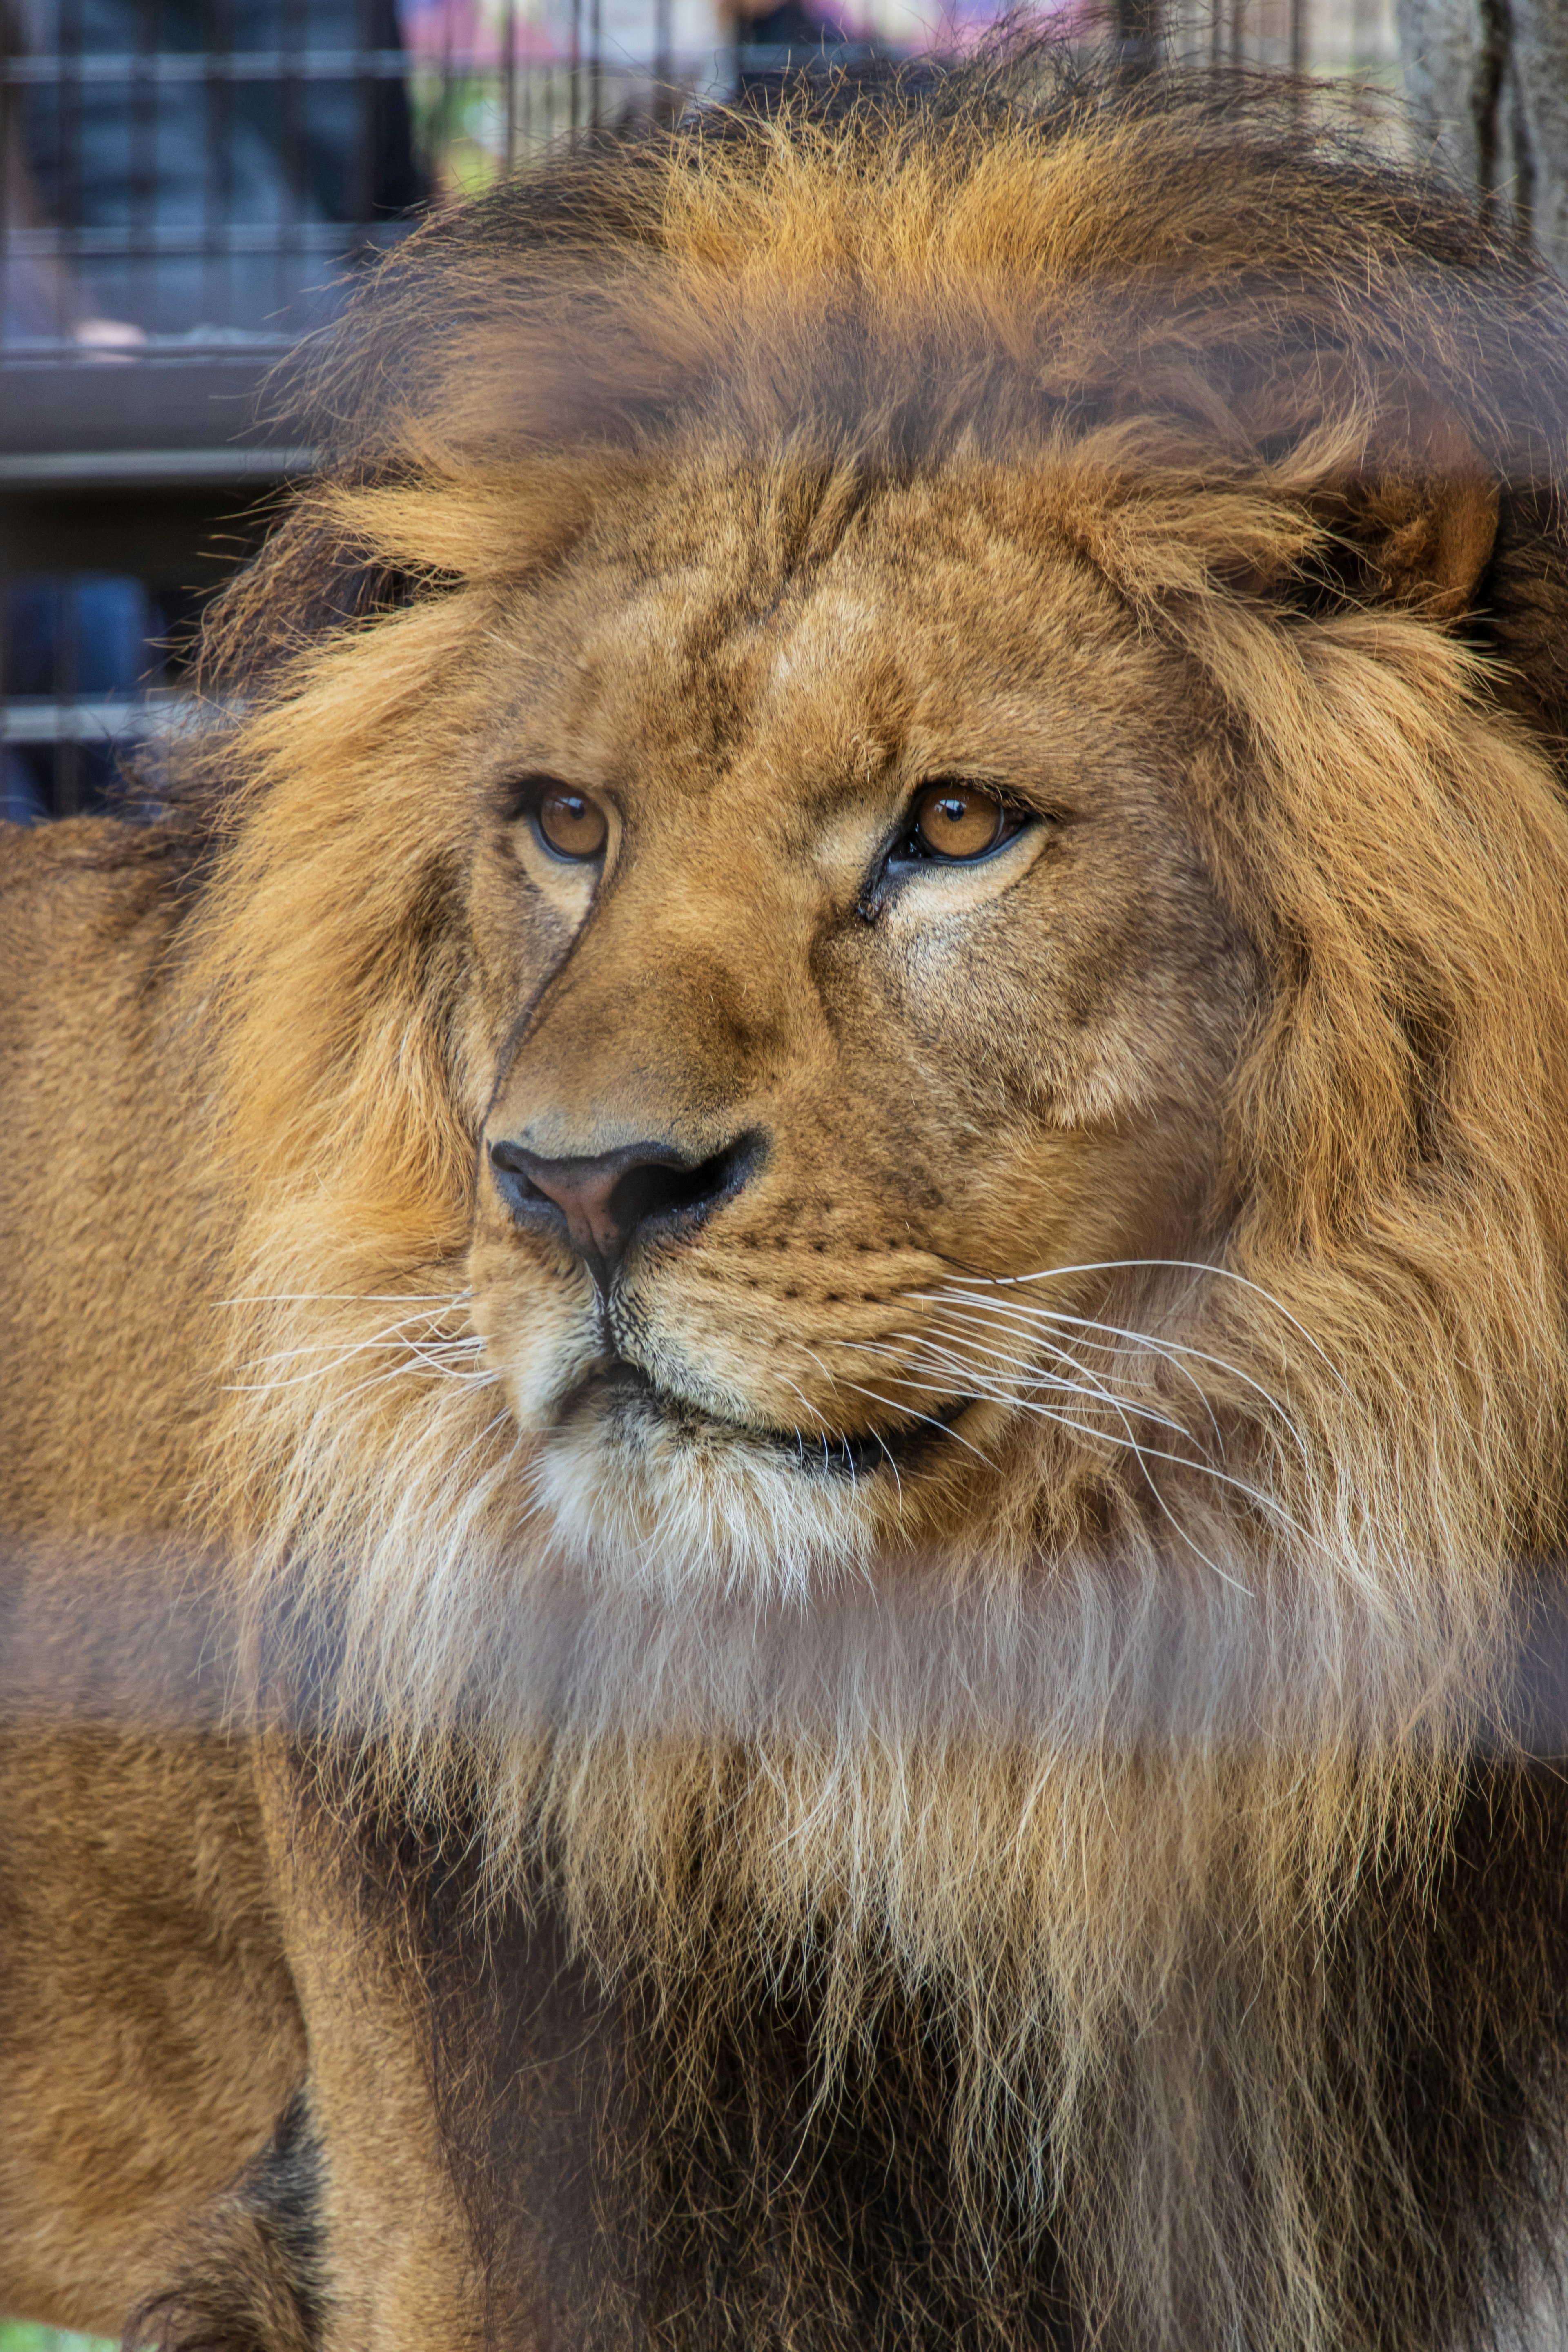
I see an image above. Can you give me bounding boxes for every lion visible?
[7,50,1568,2352]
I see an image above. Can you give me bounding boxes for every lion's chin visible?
[528,1363,900,1599]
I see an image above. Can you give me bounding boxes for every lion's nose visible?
[488,1131,765,1287]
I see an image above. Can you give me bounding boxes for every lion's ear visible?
[1252,368,1500,621]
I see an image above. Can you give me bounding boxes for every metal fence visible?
[0,0,1399,821]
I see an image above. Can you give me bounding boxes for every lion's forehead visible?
[524,482,1166,829]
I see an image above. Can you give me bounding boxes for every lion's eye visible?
[535,786,608,862]
[901,782,1018,864]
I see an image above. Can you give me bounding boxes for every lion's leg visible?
[250,1744,483,2352]
[0,1722,306,2339]
[236,1742,617,2352]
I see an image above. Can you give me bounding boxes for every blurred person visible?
[2,2,426,822]
[6,0,424,350]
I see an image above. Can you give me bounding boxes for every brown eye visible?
[535,786,608,862]
[907,782,1010,862]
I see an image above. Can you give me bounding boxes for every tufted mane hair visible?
[166,51,1568,2352]
[199,56,1568,714]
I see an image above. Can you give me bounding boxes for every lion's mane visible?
[161,56,1568,2352]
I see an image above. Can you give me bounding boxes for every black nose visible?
[488,1131,765,1287]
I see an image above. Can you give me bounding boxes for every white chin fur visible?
[532,1394,881,1604]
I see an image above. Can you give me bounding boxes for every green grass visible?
[0,2326,114,2350]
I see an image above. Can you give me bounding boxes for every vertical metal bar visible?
[60,0,84,347]
[1,21,16,800]
[570,0,582,142]
[205,0,225,333]
[57,580,78,820]
[0,15,14,362]
[0,18,15,364]
[589,0,601,130]
[1114,0,1161,71]
[503,0,518,172]
[356,0,375,249]
[282,0,305,335]
[440,0,454,196]
[1289,0,1305,70]
[655,0,673,106]
[131,0,156,339]
[218,0,237,334]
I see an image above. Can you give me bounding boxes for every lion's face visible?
[458,464,1256,1581]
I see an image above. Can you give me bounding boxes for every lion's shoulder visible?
[1,813,218,1535]
[2,811,192,956]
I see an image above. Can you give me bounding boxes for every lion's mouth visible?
[566,1360,973,1479]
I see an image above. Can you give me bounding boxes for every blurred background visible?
[0,0,1408,829]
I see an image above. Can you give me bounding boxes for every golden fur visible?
[9,54,1568,2351]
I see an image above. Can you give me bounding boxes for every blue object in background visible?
[7,573,154,696]
[2,573,163,823]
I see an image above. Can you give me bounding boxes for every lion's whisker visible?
[227,1335,496,1397]
[239,1331,483,1374]
[923,1296,1232,1448]
[842,1327,1195,1452]
[878,1350,1267,1592]
[823,1373,999,1470]
[218,1288,472,1310]
[836,1339,1315,1566]
[914,1292,1312,1473]
[795,1350,903,1510]
[229,1298,489,1397]
[889,1324,1198,1447]
[925,1258,1349,1391]
[838,1342,1154,1463]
